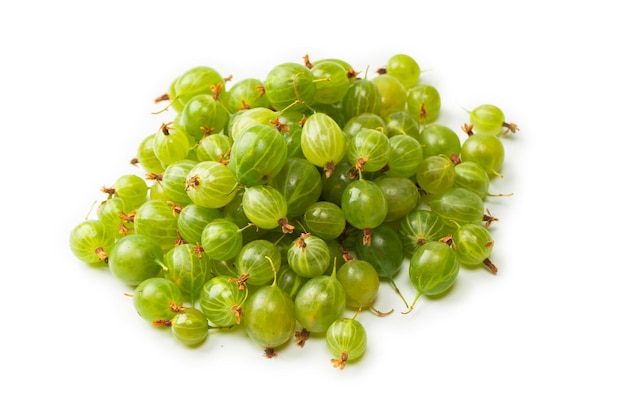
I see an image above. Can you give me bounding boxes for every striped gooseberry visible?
[179,93,230,143]
[460,133,505,178]
[300,112,347,178]
[224,78,270,113]
[384,53,421,88]
[133,199,180,253]
[264,62,316,112]
[152,122,192,167]
[243,256,296,357]
[133,277,184,323]
[199,276,247,327]
[241,185,294,234]
[293,260,346,338]
[235,239,282,287]
[185,160,239,209]
[326,316,367,370]
[69,219,115,266]
[371,73,407,117]
[269,157,323,219]
[348,128,391,174]
[168,307,210,347]
[201,218,244,261]
[108,234,165,287]
[405,240,460,313]
[419,124,461,159]
[415,155,456,195]
[229,123,288,186]
[302,201,346,241]
[453,223,498,273]
[310,60,351,104]
[287,233,331,279]
[398,208,448,257]
[176,204,222,246]
[163,243,211,304]
[341,178,388,245]
[341,78,382,121]
[429,186,485,228]
[406,84,441,125]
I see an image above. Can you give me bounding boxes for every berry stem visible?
[402,291,422,315]
[483,258,498,274]
[385,278,409,309]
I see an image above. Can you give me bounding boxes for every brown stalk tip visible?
[270,117,290,134]
[362,228,373,246]
[503,122,519,134]
[303,54,313,69]
[462,123,474,136]
[264,347,277,358]
[331,351,349,370]
[160,122,172,136]
[355,157,368,172]
[191,244,204,259]
[118,210,136,223]
[295,328,310,347]
[229,274,249,291]
[95,247,108,263]
[347,68,361,79]
[230,305,243,325]
[169,301,187,313]
[145,172,163,181]
[238,100,251,111]
[340,245,354,262]
[154,93,170,104]
[483,258,498,274]
[450,153,462,165]
[118,223,130,236]
[167,201,183,216]
[185,175,200,191]
[279,218,295,234]
[483,209,499,228]
[101,186,116,196]
[295,233,311,251]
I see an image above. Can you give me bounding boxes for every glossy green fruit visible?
[407,240,460,311]
[303,201,346,240]
[69,219,115,266]
[170,307,210,347]
[229,123,288,186]
[326,317,367,370]
[429,187,484,228]
[163,243,211,303]
[244,283,296,357]
[294,269,346,334]
[341,179,388,244]
[133,277,184,323]
[300,112,347,178]
[287,233,331,279]
[108,234,164,286]
[337,259,379,310]
[264,62,316,111]
[199,276,247,327]
[185,160,239,209]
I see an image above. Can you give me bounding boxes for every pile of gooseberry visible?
[69,53,517,370]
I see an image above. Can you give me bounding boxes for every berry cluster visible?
[69,53,517,370]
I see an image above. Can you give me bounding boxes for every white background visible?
[2,1,624,415]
